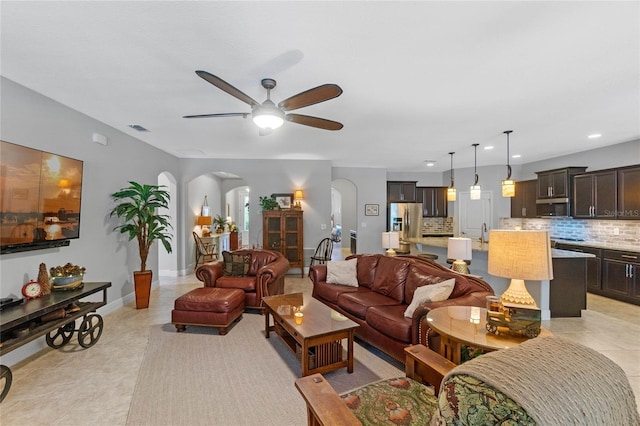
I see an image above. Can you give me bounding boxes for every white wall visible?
[0,77,179,366]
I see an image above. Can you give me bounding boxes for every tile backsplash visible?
[422,217,454,234]
[499,217,640,246]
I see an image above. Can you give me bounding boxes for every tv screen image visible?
[0,141,84,254]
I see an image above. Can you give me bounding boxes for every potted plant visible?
[213,215,227,233]
[259,195,280,211]
[228,221,239,249]
[110,181,173,309]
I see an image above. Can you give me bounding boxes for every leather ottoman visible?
[172,287,244,335]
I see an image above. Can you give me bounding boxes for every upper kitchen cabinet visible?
[536,167,587,199]
[387,181,417,202]
[416,186,447,217]
[510,180,537,218]
[617,165,640,220]
[573,170,617,219]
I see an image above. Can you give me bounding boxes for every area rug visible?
[126,313,403,426]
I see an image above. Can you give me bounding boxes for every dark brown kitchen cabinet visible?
[536,167,586,199]
[416,186,447,217]
[573,170,617,219]
[510,180,537,218]
[555,243,602,293]
[602,249,640,306]
[387,181,417,202]
[617,165,640,220]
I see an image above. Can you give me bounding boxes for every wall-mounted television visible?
[1,141,84,254]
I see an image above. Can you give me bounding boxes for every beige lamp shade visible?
[197,216,212,226]
[447,187,457,202]
[294,189,304,200]
[382,232,400,256]
[447,237,472,260]
[488,230,553,306]
[502,179,515,197]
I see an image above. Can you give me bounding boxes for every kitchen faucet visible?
[481,223,487,245]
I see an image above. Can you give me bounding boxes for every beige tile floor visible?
[1,274,639,425]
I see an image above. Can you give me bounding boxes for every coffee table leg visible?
[347,330,354,373]
[265,310,270,338]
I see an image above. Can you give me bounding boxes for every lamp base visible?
[452,260,469,274]
[385,248,397,257]
[500,278,537,307]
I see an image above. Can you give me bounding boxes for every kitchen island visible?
[406,237,594,319]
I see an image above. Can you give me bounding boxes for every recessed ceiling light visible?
[484,146,494,150]
[588,133,602,139]
[424,160,435,167]
[512,154,521,159]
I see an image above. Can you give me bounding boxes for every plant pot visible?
[133,270,152,309]
[229,231,239,250]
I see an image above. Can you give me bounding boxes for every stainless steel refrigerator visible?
[388,203,423,253]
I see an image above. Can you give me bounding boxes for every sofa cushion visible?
[314,281,360,304]
[222,251,251,276]
[366,304,413,342]
[326,259,359,287]
[448,274,473,299]
[338,290,399,319]
[354,254,381,288]
[216,276,256,291]
[371,256,410,302]
[404,278,455,317]
[404,264,452,304]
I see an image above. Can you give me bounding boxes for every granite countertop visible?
[407,237,596,258]
[551,238,640,254]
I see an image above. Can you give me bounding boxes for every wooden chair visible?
[193,232,217,269]
[310,238,333,267]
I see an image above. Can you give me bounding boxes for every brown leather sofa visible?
[309,254,494,361]
[195,249,290,311]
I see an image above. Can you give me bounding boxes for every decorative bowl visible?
[51,275,84,286]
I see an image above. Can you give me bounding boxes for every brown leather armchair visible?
[195,249,290,311]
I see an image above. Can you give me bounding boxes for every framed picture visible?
[365,204,379,216]
[273,193,294,209]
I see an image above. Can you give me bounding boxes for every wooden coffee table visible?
[262,292,359,377]
[426,305,552,364]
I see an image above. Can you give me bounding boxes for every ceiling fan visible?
[183,70,343,134]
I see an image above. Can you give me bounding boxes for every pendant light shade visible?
[502,130,515,197]
[470,143,481,200]
[447,152,457,201]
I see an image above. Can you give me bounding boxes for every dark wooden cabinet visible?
[602,250,639,305]
[555,243,602,292]
[387,181,417,202]
[510,180,537,218]
[573,171,617,219]
[262,210,304,277]
[416,186,447,217]
[617,165,640,220]
[536,167,586,199]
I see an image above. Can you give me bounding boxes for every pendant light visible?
[470,143,481,200]
[502,130,515,197]
[447,152,457,201]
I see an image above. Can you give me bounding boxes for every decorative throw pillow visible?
[326,258,359,287]
[222,251,251,276]
[404,278,455,317]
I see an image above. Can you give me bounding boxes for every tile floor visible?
[1,274,639,425]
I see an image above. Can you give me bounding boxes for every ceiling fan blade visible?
[278,84,343,111]
[195,70,259,107]
[183,112,249,119]
[286,114,343,131]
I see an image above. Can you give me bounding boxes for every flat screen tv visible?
[1,140,84,254]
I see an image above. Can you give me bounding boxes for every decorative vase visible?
[38,262,51,295]
[133,270,152,309]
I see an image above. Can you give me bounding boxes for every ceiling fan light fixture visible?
[252,101,285,130]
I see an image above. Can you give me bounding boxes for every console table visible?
[0,282,111,402]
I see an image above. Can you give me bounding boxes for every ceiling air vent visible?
[128,124,149,132]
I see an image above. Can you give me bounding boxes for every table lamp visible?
[294,189,304,209]
[381,232,400,256]
[488,230,553,307]
[197,215,213,237]
[447,237,472,274]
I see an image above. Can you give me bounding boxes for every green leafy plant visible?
[213,214,227,231]
[259,195,280,211]
[110,181,173,271]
